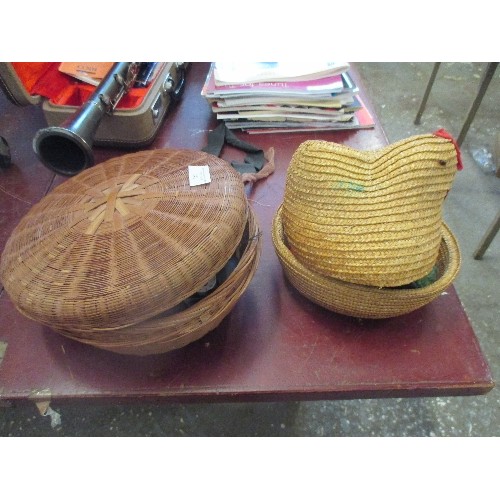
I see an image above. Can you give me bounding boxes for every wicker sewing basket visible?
[273,206,461,319]
[282,135,460,287]
[0,149,261,355]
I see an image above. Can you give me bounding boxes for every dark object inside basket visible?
[0,136,11,168]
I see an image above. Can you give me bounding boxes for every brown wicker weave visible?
[282,134,460,287]
[273,206,461,319]
[53,207,261,355]
[0,149,261,355]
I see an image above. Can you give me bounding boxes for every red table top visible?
[0,63,493,404]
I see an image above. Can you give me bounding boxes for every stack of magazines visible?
[201,62,375,134]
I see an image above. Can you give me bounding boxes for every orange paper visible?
[59,62,114,85]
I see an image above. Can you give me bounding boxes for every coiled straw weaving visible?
[0,149,261,355]
[273,205,461,319]
[282,134,460,287]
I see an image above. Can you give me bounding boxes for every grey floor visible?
[1,62,499,437]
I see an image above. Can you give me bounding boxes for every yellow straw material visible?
[282,135,459,287]
[273,205,461,319]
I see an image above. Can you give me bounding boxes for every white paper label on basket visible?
[188,165,211,187]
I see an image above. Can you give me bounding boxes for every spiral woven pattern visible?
[0,149,249,338]
[282,134,459,287]
[273,206,461,319]
[52,207,262,355]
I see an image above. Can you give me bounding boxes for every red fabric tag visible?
[433,128,463,170]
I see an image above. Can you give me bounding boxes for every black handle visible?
[0,135,11,168]
[170,65,186,103]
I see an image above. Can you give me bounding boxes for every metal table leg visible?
[457,62,498,146]
[414,62,441,125]
[473,209,500,260]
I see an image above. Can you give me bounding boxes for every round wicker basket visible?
[273,206,461,319]
[53,207,261,355]
[0,149,261,355]
[282,135,460,287]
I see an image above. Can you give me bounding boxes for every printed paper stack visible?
[201,62,375,134]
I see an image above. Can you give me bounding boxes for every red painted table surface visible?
[0,63,493,404]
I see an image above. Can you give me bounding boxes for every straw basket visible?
[273,206,461,319]
[0,149,261,355]
[282,135,460,287]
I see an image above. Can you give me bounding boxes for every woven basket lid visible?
[0,149,248,332]
[49,206,262,356]
[281,131,461,287]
